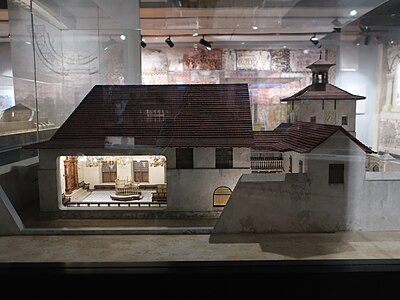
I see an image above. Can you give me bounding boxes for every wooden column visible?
[64,156,79,194]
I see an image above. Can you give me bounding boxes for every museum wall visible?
[378,41,400,155]
[142,46,336,131]
[336,42,382,149]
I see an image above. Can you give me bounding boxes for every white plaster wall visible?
[167,168,251,211]
[82,165,102,186]
[283,151,304,173]
[295,100,355,133]
[336,101,356,134]
[117,164,132,181]
[233,148,251,168]
[164,148,176,169]
[149,165,166,184]
[194,148,215,168]
[297,100,323,123]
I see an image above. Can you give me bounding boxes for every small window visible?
[341,116,348,125]
[310,116,316,123]
[329,164,344,184]
[289,156,293,173]
[216,147,233,169]
[176,148,193,169]
[213,186,232,207]
[133,160,149,182]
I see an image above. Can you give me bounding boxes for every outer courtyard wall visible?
[215,131,369,233]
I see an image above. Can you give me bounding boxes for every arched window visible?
[372,165,380,172]
[213,186,232,207]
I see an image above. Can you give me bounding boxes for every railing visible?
[65,201,167,208]
[251,157,284,172]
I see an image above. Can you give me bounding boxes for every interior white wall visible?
[117,164,131,181]
[149,165,165,184]
[73,155,166,186]
[81,164,101,186]
[59,156,66,194]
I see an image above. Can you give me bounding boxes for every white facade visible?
[287,99,357,135]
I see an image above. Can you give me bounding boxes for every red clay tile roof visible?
[281,83,366,101]
[253,122,373,153]
[30,84,254,149]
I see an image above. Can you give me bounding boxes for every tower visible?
[281,57,365,136]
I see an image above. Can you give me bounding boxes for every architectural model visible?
[28,58,400,233]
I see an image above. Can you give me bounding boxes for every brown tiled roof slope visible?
[253,122,373,153]
[32,84,254,149]
[281,83,366,101]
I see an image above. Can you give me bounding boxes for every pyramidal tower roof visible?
[281,55,365,102]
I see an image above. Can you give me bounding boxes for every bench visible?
[62,193,71,205]
[94,184,115,190]
[152,184,167,202]
[79,181,90,190]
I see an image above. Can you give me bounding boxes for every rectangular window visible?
[102,162,117,183]
[216,147,233,169]
[176,148,193,169]
[133,160,149,182]
[310,116,316,123]
[329,164,344,184]
[341,116,348,125]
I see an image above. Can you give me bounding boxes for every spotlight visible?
[310,33,319,46]
[199,35,212,51]
[120,34,126,41]
[165,36,174,48]
[359,24,370,33]
[141,36,146,48]
[192,32,199,37]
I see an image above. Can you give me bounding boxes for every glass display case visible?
[1,0,400,279]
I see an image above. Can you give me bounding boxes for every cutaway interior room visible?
[58,155,167,208]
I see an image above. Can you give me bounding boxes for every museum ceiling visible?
[0,0,399,46]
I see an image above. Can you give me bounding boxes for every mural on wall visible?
[183,48,222,70]
[236,50,272,71]
[141,46,335,130]
[379,42,400,155]
[379,117,400,153]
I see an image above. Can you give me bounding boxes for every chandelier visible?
[150,156,167,167]
[78,155,166,168]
